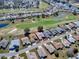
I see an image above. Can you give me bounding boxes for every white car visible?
[66,34,76,43]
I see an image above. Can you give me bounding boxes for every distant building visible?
[0,0,40,9]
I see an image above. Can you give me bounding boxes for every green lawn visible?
[13,14,77,29]
[15,18,59,29]
[1,57,7,59]
[0,49,9,53]
[19,53,27,59]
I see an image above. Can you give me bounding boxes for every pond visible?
[0,23,8,28]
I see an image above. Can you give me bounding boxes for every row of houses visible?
[0,0,79,21]
[44,0,79,13]
[23,23,79,59]
[2,30,79,59]
[0,20,79,52]
[0,0,40,9]
[0,20,79,58]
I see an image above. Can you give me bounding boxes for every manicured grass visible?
[19,53,27,59]
[15,19,59,29]
[1,57,7,59]
[14,14,77,29]
[66,14,77,20]
[0,49,9,53]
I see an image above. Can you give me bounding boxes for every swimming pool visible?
[0,23,8,28]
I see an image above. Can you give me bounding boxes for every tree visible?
[73,48,78,54]
[0,2,3,6]
[36,1,40,8]
[37,15,40,18]
[24,28,30,37]
[54,51,59,58]
[54,12,59,16]
[42,14,45,18]
[73,10,77,15]
[38,26,43,32]
[21,19,24,22]
[8,18,15,21]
